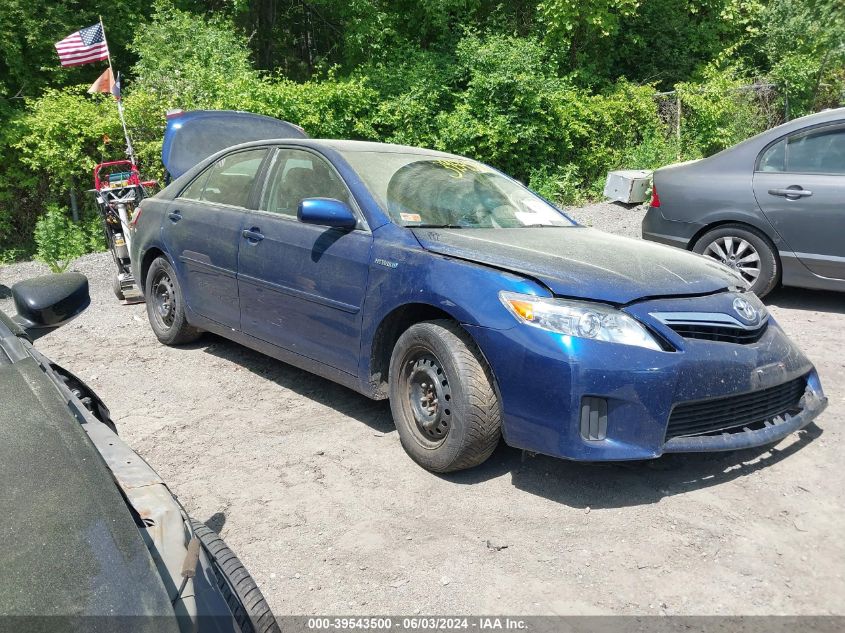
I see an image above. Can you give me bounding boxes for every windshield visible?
[339,151,575,228]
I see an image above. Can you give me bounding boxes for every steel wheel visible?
[702,236,761,287]
[389,320,501,472]
[151,268,176,330]
[401,350,453,446]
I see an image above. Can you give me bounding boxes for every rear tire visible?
[388,320,501,472]
[144,256,201,345]
[693,224,779,298]
[190,519,280,633]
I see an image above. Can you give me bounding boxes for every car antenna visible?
[172,536,201,604]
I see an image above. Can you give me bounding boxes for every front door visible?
[237,147,373,374]
[162,147,269,329]
[753,123,845,280]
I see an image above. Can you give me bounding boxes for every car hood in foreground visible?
[412,227,740,304]
[0,356,178,625]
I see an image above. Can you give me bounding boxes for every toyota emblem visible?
[733,297,758,323]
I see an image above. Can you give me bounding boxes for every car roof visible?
[222,137,463,159]
[762,106,845,138]
[317,139,458,157]
[784,106,845,125]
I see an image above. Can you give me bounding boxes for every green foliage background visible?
[0,0,842,261]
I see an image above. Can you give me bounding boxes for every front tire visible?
[693,224,779,298]
[388,320,501,473]
[144,257,201,345]
[190,520,280,633]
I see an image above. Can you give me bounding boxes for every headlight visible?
[499,291,662,351]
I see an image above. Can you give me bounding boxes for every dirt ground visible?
[1,204,843,616]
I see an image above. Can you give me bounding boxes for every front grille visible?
[666,375,807,440]
[667,321,768,344]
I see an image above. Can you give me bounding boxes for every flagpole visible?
[100,15,136,166]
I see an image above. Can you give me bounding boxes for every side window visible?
[757,139,785,172]
[786,127,845,175]
[179,170,209,200]
[263,149,351,217]
[199,148,268,207]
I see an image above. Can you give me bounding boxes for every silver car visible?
[642,107,845,297]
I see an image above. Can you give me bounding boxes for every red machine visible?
[91,160,157,303]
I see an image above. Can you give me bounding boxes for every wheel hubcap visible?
[703,236,761,286]
[406,354,452,441]
[152,271,176,328]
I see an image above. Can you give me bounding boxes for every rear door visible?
[163,147,269,329]
[237,147,373,374]
[752,123,845,279]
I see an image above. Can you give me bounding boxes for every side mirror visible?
[12,273,90,340]
[298,198,357,230]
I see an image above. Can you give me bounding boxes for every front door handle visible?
[242,228,264,242]
[168,211,182,222]
[768,187,813,199]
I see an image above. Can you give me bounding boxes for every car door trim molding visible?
[238,273,360,314]
[178,254,237,279]
[789,251,845,263]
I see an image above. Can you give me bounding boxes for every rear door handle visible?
[242,228,264,242]
[168,211,182,222]
[768,187,813,199]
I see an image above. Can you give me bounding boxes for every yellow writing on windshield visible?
[433,159,486,178]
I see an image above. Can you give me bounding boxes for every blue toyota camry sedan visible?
[130,111,827,472]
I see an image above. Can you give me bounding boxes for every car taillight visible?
[650,184,661,208]
[130,206,142,228]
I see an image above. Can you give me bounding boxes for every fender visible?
[356,222,544,395]
[689,206,789,251]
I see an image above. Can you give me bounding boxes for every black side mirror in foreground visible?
[12,273,90,340]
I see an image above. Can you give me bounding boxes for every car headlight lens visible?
[499,291,662,351]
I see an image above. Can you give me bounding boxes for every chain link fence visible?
[653,80,788,159]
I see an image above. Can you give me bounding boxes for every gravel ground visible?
[1,205,843,616]
[566,201,647,238]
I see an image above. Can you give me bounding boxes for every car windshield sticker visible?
[432,159,488,178]
[514,198,561,225]
[400,212,422,222]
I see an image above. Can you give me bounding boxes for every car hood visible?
[412,227,740,304]
[0,355,178,625]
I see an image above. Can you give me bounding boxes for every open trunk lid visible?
[161,109,308,180]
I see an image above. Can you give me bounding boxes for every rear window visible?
[757,125,845,175]
[179,148,268,207]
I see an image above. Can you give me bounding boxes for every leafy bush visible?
[528,164,589,206]
[33,206,88,272]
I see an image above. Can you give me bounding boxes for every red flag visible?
[87,67,115,95]
[55,23,109,67]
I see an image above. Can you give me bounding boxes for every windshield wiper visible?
[411,224,464,229]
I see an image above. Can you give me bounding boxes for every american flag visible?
[55,23,109,67]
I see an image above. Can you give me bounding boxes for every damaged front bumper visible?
[464,293,828,461]
[663,373,827,453]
